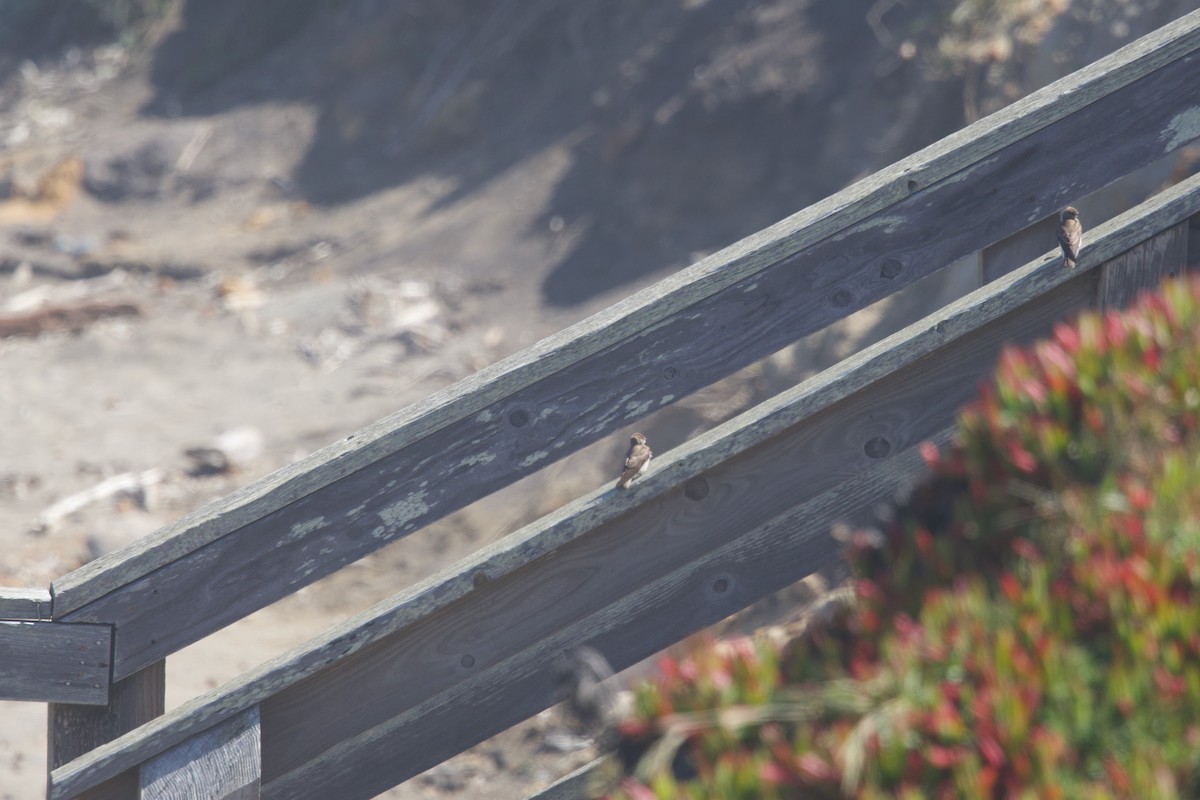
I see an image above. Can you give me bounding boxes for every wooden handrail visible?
[50,10,1200,686]
[49,170,1200,799]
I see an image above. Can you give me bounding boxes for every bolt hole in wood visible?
[684,476,710,501]
[460,654,476,669]
[711,576,731,594]
[880,259,903,280]
[508,408,530,428]
[864,436,892,459]
[662,365,678,380]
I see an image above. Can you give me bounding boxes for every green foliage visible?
[613,275,1200,799]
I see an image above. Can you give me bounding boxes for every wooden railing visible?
[1,10,1197,799]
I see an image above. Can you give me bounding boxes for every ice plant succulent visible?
[613,275,1200,799]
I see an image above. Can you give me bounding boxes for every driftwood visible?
[0,300,140,339]
[32,470,162,535]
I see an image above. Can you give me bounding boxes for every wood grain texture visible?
[52,12,1200,620]
[1100,221,1190,309]
[0,586,51,620]
[141,706,260,800]
[47,170,1200,800]
[0,621,110,704]
[59,44,1200,683]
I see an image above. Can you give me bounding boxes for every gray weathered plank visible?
[1099,220,1190,309]
[258,445,936,799]
[0,586,51,620]
[142,706,260,800]
[53,10,1200,620]
[58,30,1200,682]
[258,438,950,800]
[0,621,110,704]
[46,172,1200,800]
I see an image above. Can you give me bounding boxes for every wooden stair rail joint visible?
[0,586,52,620]
[0,589,114,705]
[47,10,1200,685]
[48,171,1200,800]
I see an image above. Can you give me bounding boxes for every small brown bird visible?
[616,433,652,489]
[1057,206,1082,269]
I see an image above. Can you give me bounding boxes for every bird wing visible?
[1058,221,1082,259]
[619,445,650,484]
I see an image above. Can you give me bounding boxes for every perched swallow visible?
[1057,206,1082,269]
[616,433,651,489]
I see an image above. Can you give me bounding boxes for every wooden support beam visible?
[141,706,261,800]
[0,586,51,620]
[0,621,110,704]
[49,660,165,799]
[1099,219,1191,309]
[53,16,1200,682]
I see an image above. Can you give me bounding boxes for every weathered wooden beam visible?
[1099,219,1191,309]
[0,586,51,620]
[0,620,110,704]
[258,440,948,800]
[55,17,1200,682]
[49,660,164,799]
[47,172,1200,799]
[141,706,261,800]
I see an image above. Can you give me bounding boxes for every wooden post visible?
[49,660,166,800]
[1098,221,1190,309]
[141,706,260,800]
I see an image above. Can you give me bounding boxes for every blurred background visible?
[1,1,1198,797]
